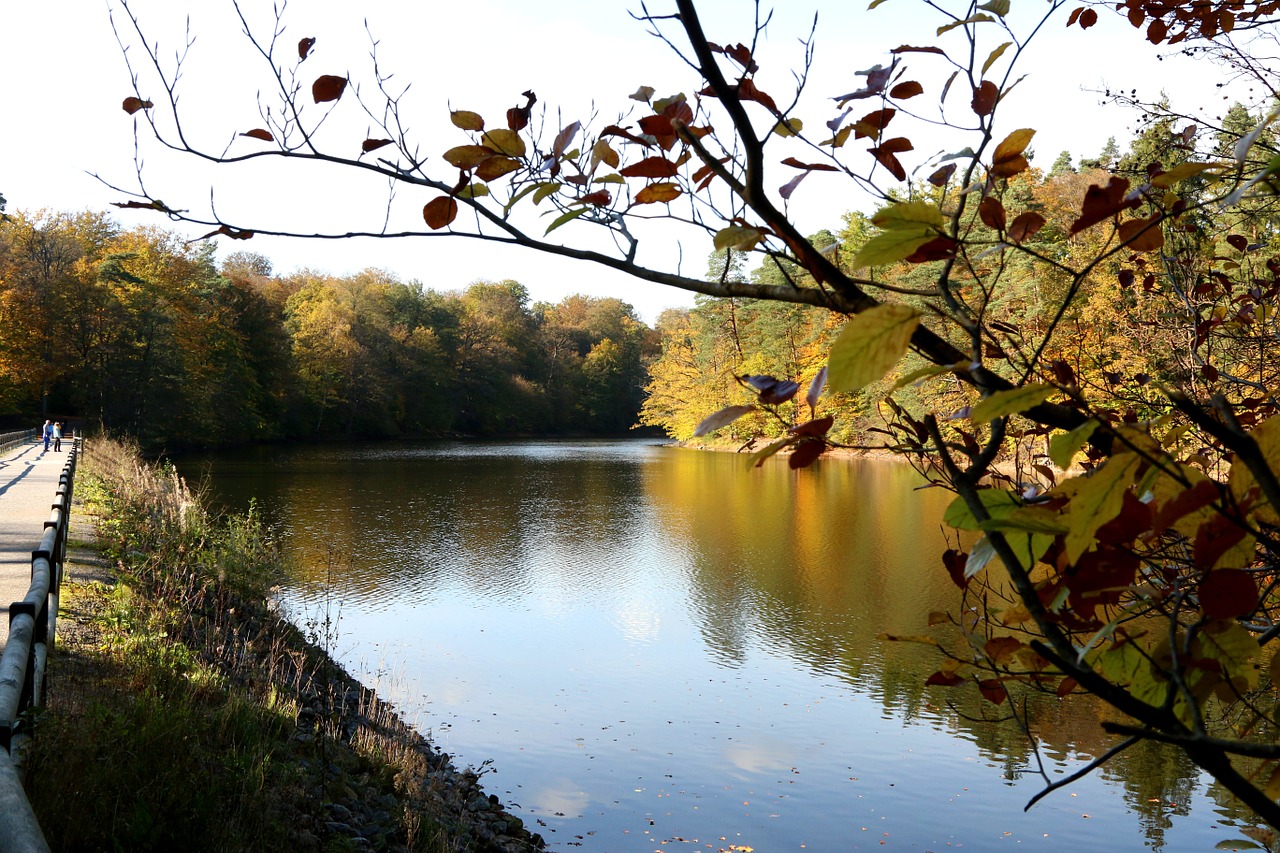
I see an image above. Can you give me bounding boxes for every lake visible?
[181,438,1264,851]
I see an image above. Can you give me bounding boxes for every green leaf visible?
[970,383,1054,423]
[533,182,563,204]
[849,228,935,268]
[1049,420,1098,469]
[504,183,542,212]
[978,506,1068,535]
[1065,452,1141,562]
[714,225,764,251]
[1099,642,1168,707]
[544,207,590,236]
[827,304,921,392]
[457,182,489,199]
[978,0,1010,17]
[944,488,1019,530]
[871,200,945,229]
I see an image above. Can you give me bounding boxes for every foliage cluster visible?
[0,214,657,447]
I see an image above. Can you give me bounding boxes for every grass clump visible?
[25,438,535,853]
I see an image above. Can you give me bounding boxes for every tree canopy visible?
[103,0,1280,835]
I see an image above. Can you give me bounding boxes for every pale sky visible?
[0,0,1244,323]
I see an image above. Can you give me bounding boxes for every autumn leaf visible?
[970,383,1053,423]
[298,37,315,60]
[693,404,757,437]
[635,183,681,204]
[450,110,485,132]
[928,163,957,186]
[1200,570,1259,620]
[991,128,1035,178]
[362,138,394,153]
[1008,211,1046,243]
[1064,452,1141,562]
[482,129,526,158]
[889,81,923,100]
[475,156,521,182]
[423,196,458,230]
[827,304,921,392]
[869,137,913,181]
[122,96,154,115]
[714,225,764,251]
[1070,176,1139,234]
[443,145,497,171]
[971,81,998,116]
[1117,214,1165,252]
[239,128,273,142]
[629,85,656,102]
[620,157,680,178]
[978,196,1006,232]
[312,74,347,103]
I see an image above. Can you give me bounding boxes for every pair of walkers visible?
[41,420,63,452]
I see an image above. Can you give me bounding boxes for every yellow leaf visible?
[970,382,1053,423]
[482,129,526,158]
[1197,620,1260,691]
[457,182,489,199]
[849,228,934,268]
[1048,420,1098,470]
[1229,415,1280,523]
[635,182,681,204]
[937,12,995,35]
[1064,453,1141,562]
[1150,161,1222,188]
[713,225,764,252]
[982,41,1012,75]
[827,304,921,392]
[774,117,804,137]
[992,128,1035,164]
[450,110,485,132]
[979,0,1010,17]
[891,361,967,390]
[871,200,945,230]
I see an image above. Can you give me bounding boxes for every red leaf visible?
[943,549,969,590]
[507,90,537,131]
[1055,677,1078,698]
[577,189,612,207]
[1227,234,1248,251]
[312,75,347,103]
[789,438,827,469]
[928,163,957,186]
[619,157,680,178]
[362,138,394,153]
[737,78,779,114]
[122,96,153,115]
[1069,177,1138,234]
[869,137,913,181]
[978,679,1008,705]
[889,81,924,100]
[791,416,834,438]
[1117,214,1165,252]
[904,236,957,263]
[979,197,1006,232]
[1080,8,1099,28]
[971,81,998,117]
[854,108,896,139]
[780,157,839,172]
[423,196,459,230]
[239,128,273,142]
[1152,479,1220,535]
[1199,569,1258,620]
[1008,212,1046,243]
[298,37,315,60]
[1193,513,1247,570]
[926,671,965,687]
[1147,18,1168,43]
[601,125,652,147]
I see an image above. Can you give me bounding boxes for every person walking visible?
[41,419,52,452]
[52,422,62,452]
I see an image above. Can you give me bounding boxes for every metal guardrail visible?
[0,437,78,853]
[0,431,35,457]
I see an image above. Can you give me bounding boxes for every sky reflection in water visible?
[185,439,1259,851]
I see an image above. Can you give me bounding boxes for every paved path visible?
[0,438,70,644]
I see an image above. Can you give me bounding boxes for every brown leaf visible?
[1008,211,1046,243]
[788,438,827,469]
[423,196,459,230]
[1117,214,1165,252]
[928,163,957,186]
[1079,7,1099,28]
[239,128,273,142]
[122,96,153,115]
[979,197,1006,232]
[926,671,965,687]
[507,89,537,131]
[889,81,924,100]
[298,37,316,60]
[1199,569,1258,620]
[854,108,896,140]
[577,189,612,207]
[971,81,998,117]
[362,138,394,153]
[312,75,347,104]
[791,416,834,438]
[553,121,580,160]
[737,78,779,114]
[1069,176,1138,234]
[634,182,681,204]
[780,157,839,172]
[443,145,498,171]
[619,157,680,179]
[978,679,1008,705]
[1147,18,1168,43]
[475,156,521,182]
[904,236,957,263]
[869,137,913,181]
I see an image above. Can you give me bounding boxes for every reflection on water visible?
[183,439,1261,851]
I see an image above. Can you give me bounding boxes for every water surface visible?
[184,439,1262,851]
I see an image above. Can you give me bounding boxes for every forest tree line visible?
[639,103,1280,452]
[0,211,657,448]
